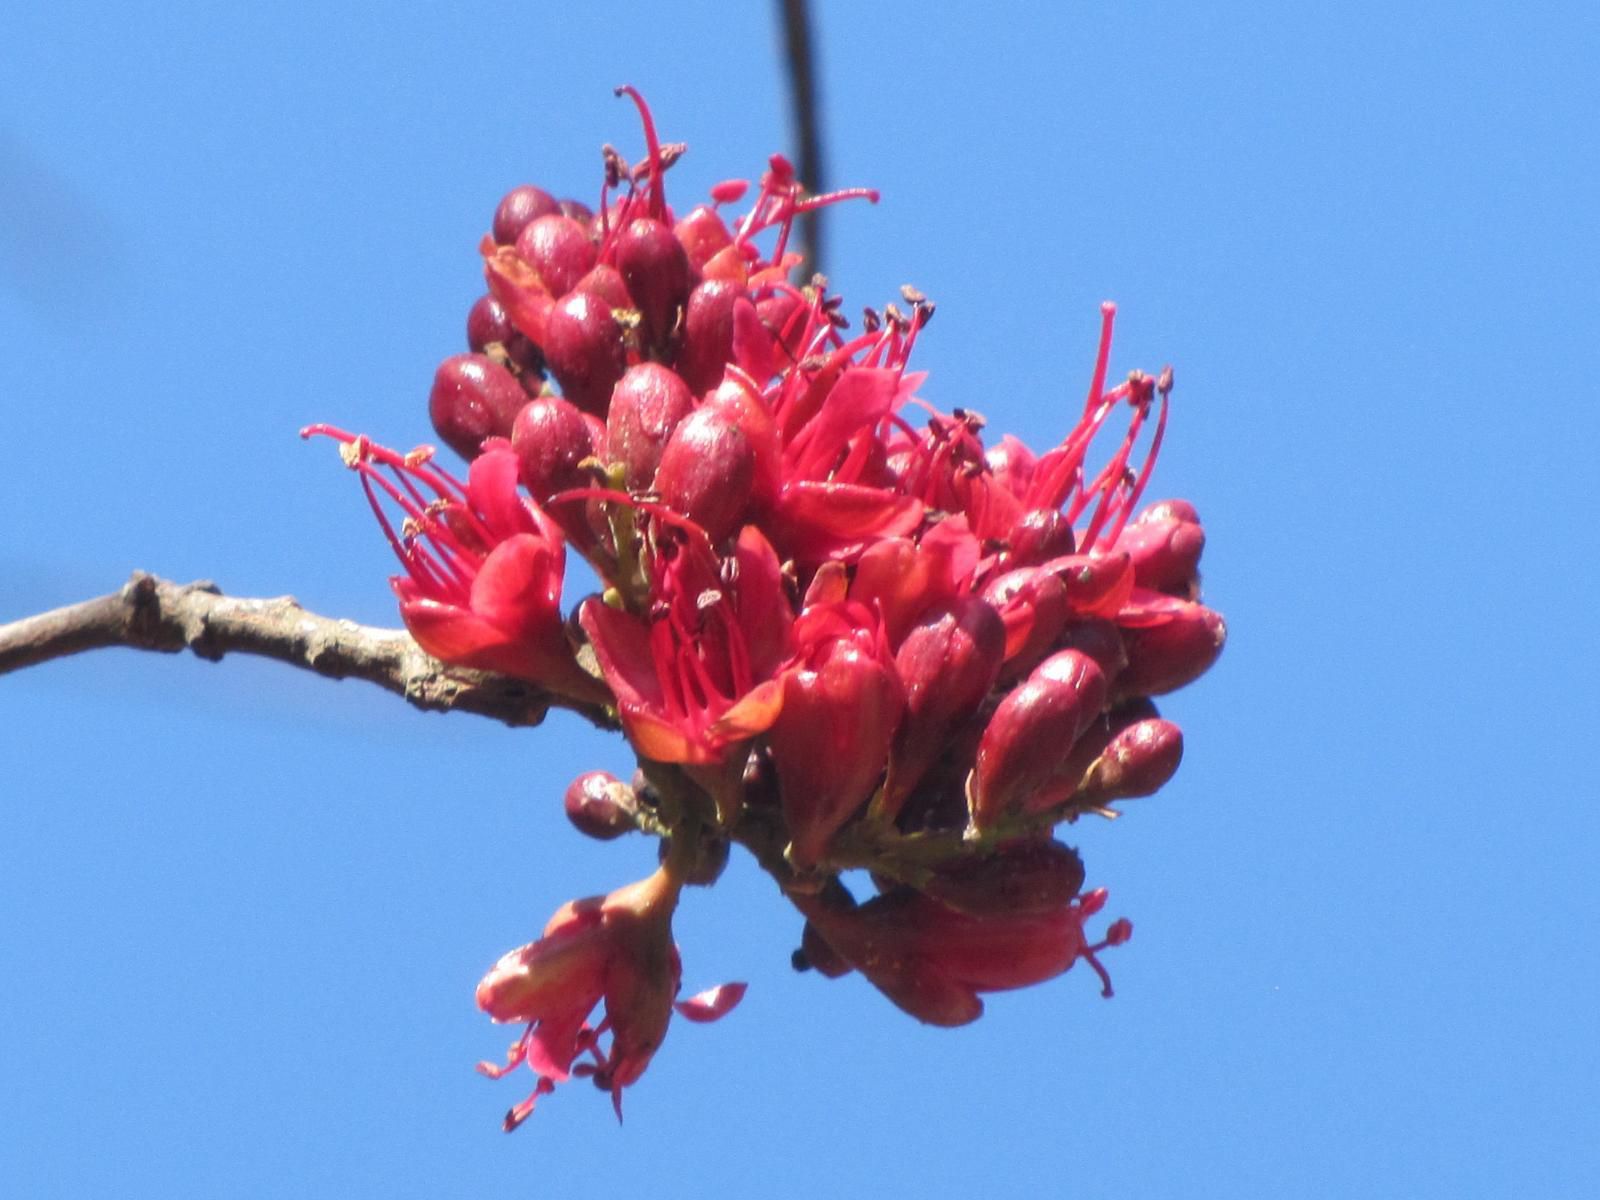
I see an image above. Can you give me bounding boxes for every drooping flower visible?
[476,864,745,1127]
[793,879,1131,1027]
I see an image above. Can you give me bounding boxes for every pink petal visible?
[673,981,748,1022]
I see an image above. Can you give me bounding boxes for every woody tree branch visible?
[0,571,617,731]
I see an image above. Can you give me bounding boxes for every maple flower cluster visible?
[307,89,1223,1128]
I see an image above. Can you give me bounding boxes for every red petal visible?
[673,981,748,1023]
[772,481,923,561]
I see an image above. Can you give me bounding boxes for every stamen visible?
[614,85,668,220]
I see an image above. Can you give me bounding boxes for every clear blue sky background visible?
[3,3,1597,1196]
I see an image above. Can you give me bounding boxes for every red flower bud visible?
[1047,551,1136,618]
[704,375,782,513]
[429,353,527,460]
[673,204,733,271]
[564,770,637,841]
[1071,718,1184,810]
[676,280,740,394]
[466,293,545,379]
[793,882,1124,1026]
[615,216,691,350]
[511,394,596,503]
[653,406,755,543]
[883,595,1006,819]
[606,362,694,490]
[1115,500,1206,597]
[980,566,1070,678]
[515,213,598,299]
[1000,507,1076,570]
[492,184,559,246]
[969,649,1108,831]
[543,290,627,417]
[1053,618,1129,683]
[571,263,634,311]
[769,626,903,870]
[1117,600,1226,697]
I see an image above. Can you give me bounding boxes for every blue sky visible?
[3,2,1597,1196]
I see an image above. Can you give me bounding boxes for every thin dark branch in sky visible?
[779,0,827,276]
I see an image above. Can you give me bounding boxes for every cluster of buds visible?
[307,89,1223,1127]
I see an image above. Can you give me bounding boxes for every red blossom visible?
[476,865,745,1127]
[794,880,1132,1026]
[580,522,792,765]
[300,428,603,703]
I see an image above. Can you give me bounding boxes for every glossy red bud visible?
[770,639,903,870]
[466,294,544,378]
[1047,551,1135,617]
[1003,508,1076,569]
[606,363,694,490]
[883,596,1006,818]
[969,649,1108,831]
[543,291,627,417]
[564,770,637,840]
[676,280,740,395]
[673,204,734,271]
[570,263,634,312]
[1117,602,1226,697]
[515,214,598,299]
[492,184,559,246]
[1053,618,1129,683]
[615,217,691,349]
[1072,718,1184,809]
[980,567,1070,679]
[429,353,526,460]
[511,394,596,503]
[653,406,755,542]
[704,376,782,513]
[557,197,594,227]
[1117,501,1206,596]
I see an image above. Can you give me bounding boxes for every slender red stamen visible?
[1098,381,1169,550]
[1084,301,1117,419]
[614,85,666,220]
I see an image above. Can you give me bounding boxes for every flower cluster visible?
[309,89,1223,1125]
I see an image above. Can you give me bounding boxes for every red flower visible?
[476,864,745,1127]
[580,522,792,765]
[302,428,603,702]
[767,599,904,869]
[794,881,1131,1027]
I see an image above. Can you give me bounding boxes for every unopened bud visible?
[969,649,1108,831]
[543,291,628,417]
[653,407,755,543]
[1073,718,1184,808]
[883,595,1006,818]
[1117,602,1226,697]
[615,217,691,350]
[515,214,598,299]
[563,770,638,840]
[429,353,526,460]
[606,363,694,490]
